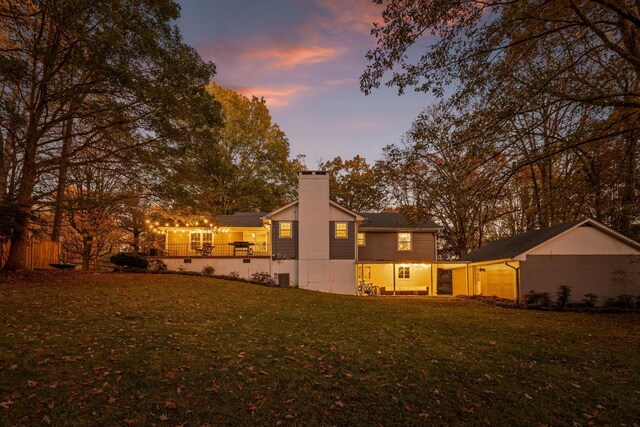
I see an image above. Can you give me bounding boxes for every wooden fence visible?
[0,238,62,271]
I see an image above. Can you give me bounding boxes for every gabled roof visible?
[358,212,442,230]
[460,218,640,262]
[263,200,365,221]
[263,200,298,219]
[330,201,365,221]
[215,212,267,228]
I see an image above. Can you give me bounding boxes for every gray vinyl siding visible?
[520,255,640,302]
[330,221,355,260]
[272,220,298,259]
[357,232,436,262]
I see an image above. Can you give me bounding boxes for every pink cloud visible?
[327,78,357,86]
[231,85,308,107]
[247,45,340,68]
[196,37,343,73]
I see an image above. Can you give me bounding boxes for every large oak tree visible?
[0,0,221,270]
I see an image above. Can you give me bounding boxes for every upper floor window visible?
[335,222,348,239]
[397,232,412,251]
[357,232,366,246]
[279,221,292,238]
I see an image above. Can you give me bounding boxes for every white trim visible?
[279,221,292,238]
[516,218,640,258]
[264,199,365,222]
[335,221,348,239]
[263,200,299,219]
[329,200,365,221]
[397,232,412,251]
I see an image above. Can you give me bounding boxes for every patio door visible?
[190,232,213,252]
[190,233,201,251]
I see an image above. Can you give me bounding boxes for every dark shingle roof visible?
[460,220,582,262]
[215,212,266,228]
[358,212,442,230]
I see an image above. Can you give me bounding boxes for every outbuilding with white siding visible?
[452,219,640,304]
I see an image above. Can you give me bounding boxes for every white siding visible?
[524,225,640,258]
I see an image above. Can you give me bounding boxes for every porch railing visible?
[151,243,270,258]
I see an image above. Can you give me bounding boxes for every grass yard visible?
[1,273,639,426]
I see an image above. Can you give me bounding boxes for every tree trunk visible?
[618,124,637,234]
[3,129,40,271]
[82,236,93,271]
[132,229,141,253]
[51,117,73,241]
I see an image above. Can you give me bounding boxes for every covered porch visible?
[356,261,469,296]
[154,225,271,258]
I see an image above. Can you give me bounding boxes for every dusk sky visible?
[175,0,434,164]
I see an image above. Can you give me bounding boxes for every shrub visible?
[251,271,274,285]
[614,295,635,310]
[581,293,599,308]
[201,265,215,276]
[148,259,167,272]
[523,291,551,307]
[603,295,636,311]
[556,285,572,308]
[229,271,240,279]
[110,252,149,269]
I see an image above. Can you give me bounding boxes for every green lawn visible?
[1,273,639,426]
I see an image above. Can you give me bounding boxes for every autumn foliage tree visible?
[160,83,301,215]
[364,0,640,243]
[0,0,221,270]
[319,155,387,212]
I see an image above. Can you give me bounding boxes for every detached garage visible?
[453,219,640,303]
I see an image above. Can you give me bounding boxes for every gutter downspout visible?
[504,261,520,303]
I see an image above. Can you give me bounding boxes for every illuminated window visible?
[190,233,201,250]
[398,266,410,279]
[335,222,348,238]
[397,233,412,251]
[358,265,371,280]
[357,232,366,246]
[202,233,213,244]
[279,221,292,238]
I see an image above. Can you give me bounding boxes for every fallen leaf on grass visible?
[123,418,138,425]
[27,380,38,388]
[164,400,177,409]
[0,399,14,409]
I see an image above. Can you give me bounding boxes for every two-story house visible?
[156,170,459,295]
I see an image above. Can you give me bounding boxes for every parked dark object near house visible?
[110,253,149,270]
[49,263,76,270]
